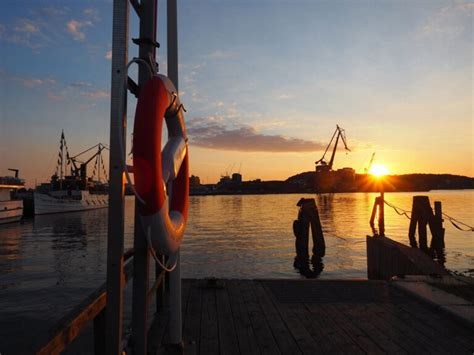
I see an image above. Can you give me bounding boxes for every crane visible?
[315,124,350,173]
[68,143,108,186]
[364,152,376,174]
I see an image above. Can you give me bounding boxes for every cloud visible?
[67,19,92,41]
[105,50,112,60]
[418,3,473,39]
[277,93,293,100]
[81,90,109,98]
[83,8,100,22]
[70,81,92,88]
[187,117,326,153]
[1,18,49,49]
[14,19,40,33]
[207,50,235,60]
[47,92,63,101]
[11,76,56,88]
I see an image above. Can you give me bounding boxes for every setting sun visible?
[369,163,390,177]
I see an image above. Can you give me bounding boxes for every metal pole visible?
[132,0,157,353]
[167,0,182,346]
[105,0,129,354]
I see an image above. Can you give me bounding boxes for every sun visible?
[369,163,389,177]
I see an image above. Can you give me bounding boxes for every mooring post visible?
[167,0,183,346]
[434,201,445,248]
[105,0,128,353]
[378,191,385,237]
[408,197,419,247]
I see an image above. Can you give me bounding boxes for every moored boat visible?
[0,170,25,224]
[34,131,109,215]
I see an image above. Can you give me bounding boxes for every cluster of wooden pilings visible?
[367,193,447,280]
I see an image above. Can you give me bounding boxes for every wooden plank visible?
[322,303,383,354]
[305,302,363,354]
[227,280,260,355]
[351,303,431,354]
[240,281,280,354]
[182,280,202,353]
[370,303,447,354]
[253,281,301,354]
[216,286,240,355]
[334,303,406,354]
[396,301,474,352]
[36,259,134,354]
[199,287,219,354]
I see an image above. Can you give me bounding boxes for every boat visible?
[0,169,25,224]
[34,131,109,215]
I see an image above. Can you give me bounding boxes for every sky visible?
[0,0,472,186]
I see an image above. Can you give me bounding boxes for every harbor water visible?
[0,190,473,353]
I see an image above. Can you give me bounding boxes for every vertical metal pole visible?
[105,0,129,354]
[167,0,182,346]
[132,1,157,354]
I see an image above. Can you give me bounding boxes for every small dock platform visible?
[149,279,474,354]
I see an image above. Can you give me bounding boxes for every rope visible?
[442,212,474,232]
[383,199,474,232]
[383,200,411,220]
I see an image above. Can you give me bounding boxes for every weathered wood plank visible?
[305,302,363,354]
[253,281,301,354]
[323,303,383,354]
[182,280,202,354]
[227,280,260,355]
[240,280,280,354]
[216,286,240,355]
[199,287,219,354]
[334,303,407,354]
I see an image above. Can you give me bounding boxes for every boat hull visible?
[0,200,23,224]
[34,192,108,215]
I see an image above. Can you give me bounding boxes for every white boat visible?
[0,171,25,224]
[34,190,108,215]
[34,131,109,215]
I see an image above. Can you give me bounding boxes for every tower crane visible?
[315,125,350,173]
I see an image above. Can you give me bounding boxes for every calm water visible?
[0,191,473,352]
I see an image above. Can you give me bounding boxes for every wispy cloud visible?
[187,117,326,153]
[13,76,56,88]
[83,8,100,22]
[81,90,109,98]
[105,50,112,60]
[206,50,235,60]
[67,19,93,41]
[418,2,473,39]
[277,93,293,100]
[1,18,49,49]
[70,81,92,88]
[47,92,63,101]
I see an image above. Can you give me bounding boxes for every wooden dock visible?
[148,279,474,354]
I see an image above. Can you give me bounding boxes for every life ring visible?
[133,74,189,255]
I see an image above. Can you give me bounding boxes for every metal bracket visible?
[127,76,140,98]
[132,37,160,48]
[130,0,141,16]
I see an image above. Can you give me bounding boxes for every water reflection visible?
[0,223,22,275]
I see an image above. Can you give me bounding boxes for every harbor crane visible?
[364,152,376,174]
[315,124,350,173]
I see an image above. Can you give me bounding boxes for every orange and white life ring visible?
[133,74,189,255]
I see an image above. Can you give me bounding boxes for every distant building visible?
[231,173,242,183]
[190,175,201,187]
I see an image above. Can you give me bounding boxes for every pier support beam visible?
[105,0,129,354]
